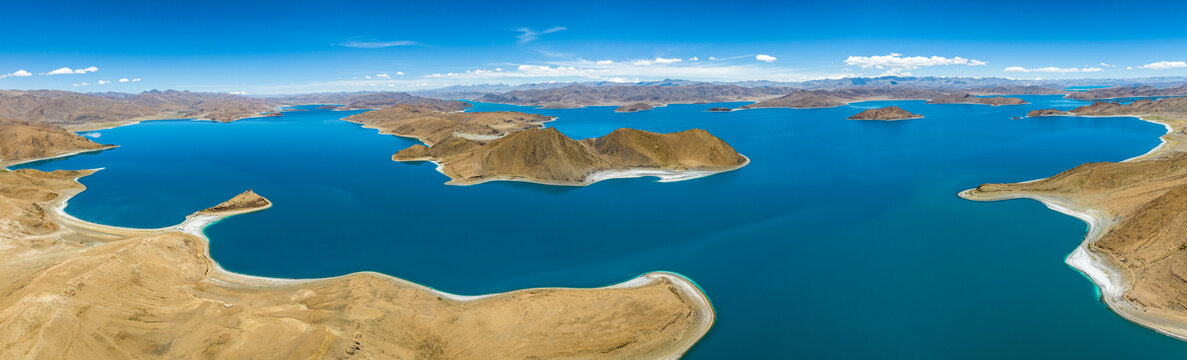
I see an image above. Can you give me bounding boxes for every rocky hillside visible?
[0,89,276,125]
[0,118,113,166]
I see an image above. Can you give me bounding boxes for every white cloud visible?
[708,56,717,60]
[44,66,98,75]
[1139,61,1187,70]
[375,73,391,78]
[132,78,141,82]
[596,60,614,65]
[688,57,699,61]
[1003,66,1103,73]
[364,75,372,79]
[633,57,683,66]
[96,80,111,85]
[0,69,32,79]
[844,53,986,74]
[396,71,405,76]
[516,26,566,44]
[72,82,88,87]
[756,54,777,63]
[227,91,247,95]
[119,78,130,82]
[1127,66,1134,70]
[339,40,419,48]
[1100,62,1115,67]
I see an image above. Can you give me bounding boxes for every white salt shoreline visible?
[959,114,1187,341]
[423,155,751,186]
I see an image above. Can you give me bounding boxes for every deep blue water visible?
[18,96,1187,358]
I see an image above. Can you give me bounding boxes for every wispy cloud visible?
[72,82,88,87]
[1100,62,1115,67]
[43,66,98,75]
[339,40,419,48]
[516,26,566,44]
[633,57,683,66]
[844,53,986,75]
[1004,66,1103,73]
[1139,61,1187,70]
[96,80,111,85]
[756,54,777,63]
[0,69,31,79]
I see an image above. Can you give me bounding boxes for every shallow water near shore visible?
[19,96,1187,358]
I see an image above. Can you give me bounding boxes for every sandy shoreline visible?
[959,113,1187,341]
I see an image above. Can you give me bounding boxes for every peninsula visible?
[962,95,1187,340]
[0,169,714,359]
[847,106,922,121]
[393,127,749,185]
[342,104,554,145]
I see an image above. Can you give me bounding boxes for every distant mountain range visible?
[5,76,1187,126]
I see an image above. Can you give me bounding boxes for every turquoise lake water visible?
[18,95,1187,358]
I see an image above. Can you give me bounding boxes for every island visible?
[707,107,733,112]
[0,168,714,358]
[615,103,654,112]
[847,106,923,121]
[342,104,554,145]
[961,95,1187,340]
[925,93,1028,106]
[0,118,115,167]
[393,127,749,186]
[1027,108,1071,117]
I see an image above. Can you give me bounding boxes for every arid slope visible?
[343,104,554,145]
[962,96,1187,338]
[393,127,747,185]
[0,118,113,167]
[0,169,714,359]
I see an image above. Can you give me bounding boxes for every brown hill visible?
[1069,97,1187,116]
[393,127,747,185]
[1027,108,1071,117]
[925,94,1027,105]
[615,103,654,112]
[0,89,276,126]
[847,106,922,121]
[0,118,113,166]
[343,104,553,146]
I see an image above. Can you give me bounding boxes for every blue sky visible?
[4,0,1187,94]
